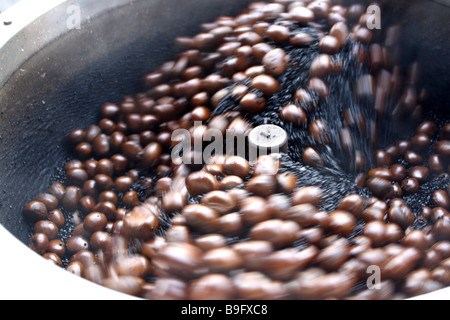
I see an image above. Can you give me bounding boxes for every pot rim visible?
[0,0,140,300]
[0,225,138,300]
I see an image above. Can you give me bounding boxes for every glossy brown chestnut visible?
[249,74,279,97]
[289,6,315,25]
[240,92,266,114]
[240,196,272,226]
[246,174,277,198]
[186,171,219,197]
[324,211,356,237]
[24,201,48,222]
[182,204,220,233]
[262,48,288,76]
[223,156,251,178]
[152,243,205,279]
[302,147,324,168]
[280,104,307,127]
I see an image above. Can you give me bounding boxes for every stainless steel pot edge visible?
[0,0,140,300]
[0,0,137,88]
[0,225,138,300]
[0,0,65,48]
[0,0,65,87]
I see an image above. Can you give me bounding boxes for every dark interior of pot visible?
[1,0,450,299]
[0,0,257,242]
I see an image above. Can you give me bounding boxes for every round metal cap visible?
[248,124,288,157]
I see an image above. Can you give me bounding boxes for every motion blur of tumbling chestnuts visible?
[24,1,450,300]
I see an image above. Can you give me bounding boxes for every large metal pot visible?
[0,0,449,299]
